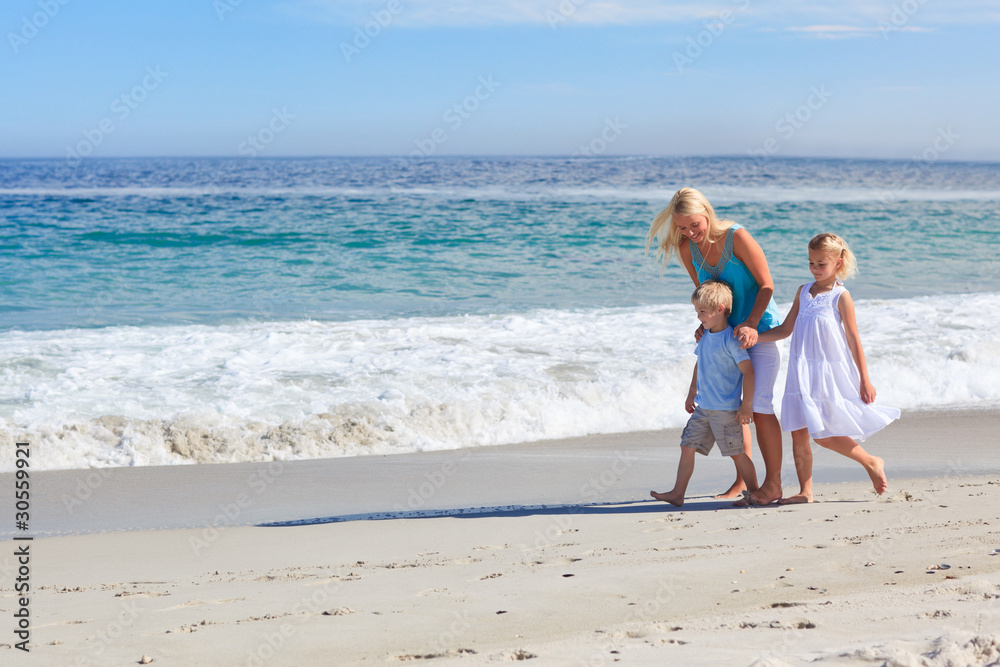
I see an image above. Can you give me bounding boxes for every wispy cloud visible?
[872,85,923,92]
[288,0,734,27]
[787,24,933,39]
[287,0,1000,28]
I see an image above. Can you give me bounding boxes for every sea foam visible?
[1,291,998,471]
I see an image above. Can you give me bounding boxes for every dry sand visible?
[1,409,999,666]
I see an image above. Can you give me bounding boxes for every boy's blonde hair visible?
[692,279,733,319]
[646,187,734,269]
[809,232,858,280]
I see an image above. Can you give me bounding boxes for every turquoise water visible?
[2,157,999,330]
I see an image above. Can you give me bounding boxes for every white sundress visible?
[780,281,900,441]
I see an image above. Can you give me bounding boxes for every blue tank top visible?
[689,223,780,332]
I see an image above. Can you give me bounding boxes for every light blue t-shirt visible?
[695,326,751,411]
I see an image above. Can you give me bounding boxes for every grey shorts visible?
[680,407,745,457]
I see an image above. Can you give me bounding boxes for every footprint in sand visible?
[322,607,355,616]
[163,597,244,610]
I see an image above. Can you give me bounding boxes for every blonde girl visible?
[647,187,784,505]
[758,233,899,502]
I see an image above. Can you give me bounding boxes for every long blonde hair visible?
[809,232,858,280]
[646,187,734,269]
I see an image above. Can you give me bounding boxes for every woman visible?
[647,187,784,505]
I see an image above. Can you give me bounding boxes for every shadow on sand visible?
[255,495,772,528]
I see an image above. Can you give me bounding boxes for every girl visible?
[759,233,899,502]
[647,188,784,505]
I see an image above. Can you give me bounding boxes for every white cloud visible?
[288,0,1000,28]
[290,0,737,27]
[786,24,933,39]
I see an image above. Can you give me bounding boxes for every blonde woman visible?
[647,187,783,505]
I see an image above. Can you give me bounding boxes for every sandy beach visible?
[2,408,999,666]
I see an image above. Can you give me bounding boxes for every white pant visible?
[748,341,780,415]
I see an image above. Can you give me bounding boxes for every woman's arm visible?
[838,290,876,404]
[679,240,707,342]
[736,359,754,425]
[757,285,802,343]
[731,227,775,348]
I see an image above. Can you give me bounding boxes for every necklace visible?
[698,236,715,265]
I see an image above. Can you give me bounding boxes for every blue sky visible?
[2,0,999,160]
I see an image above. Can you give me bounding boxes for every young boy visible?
[650,280,758,507]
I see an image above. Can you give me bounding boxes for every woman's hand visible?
[860,378,876,404]
[734,322,758,349]
[694,324,705,343]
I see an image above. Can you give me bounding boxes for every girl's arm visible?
[757,284,803,343]
[731,227,776,348]
[837,290,876,404]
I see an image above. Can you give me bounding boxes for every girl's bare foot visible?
[650,490,684,507]
[866,456,887,495]
[749,479,783,506]
[714,479,746,499]
[777,493,813,505]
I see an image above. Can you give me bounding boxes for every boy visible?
[650,280,758,507]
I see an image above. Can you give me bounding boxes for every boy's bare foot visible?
[778,493,813,505]
[749,480,783,506]
[866,456,887,495]
[714,479,747,500]
[650,490,684,507]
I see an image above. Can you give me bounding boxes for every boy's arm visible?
[736,359,754,424]
[757,284,803,343]
[685,363,698,414]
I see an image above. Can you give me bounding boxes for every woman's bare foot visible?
[650,489,684,507]
[731,489,759,507]
[714,479,747,499]
[777,493,813,505]
[866,456,887,495]
[749,479,783,506]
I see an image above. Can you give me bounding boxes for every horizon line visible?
[2,154,999,166]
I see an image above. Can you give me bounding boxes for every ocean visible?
[2,156,999,471]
